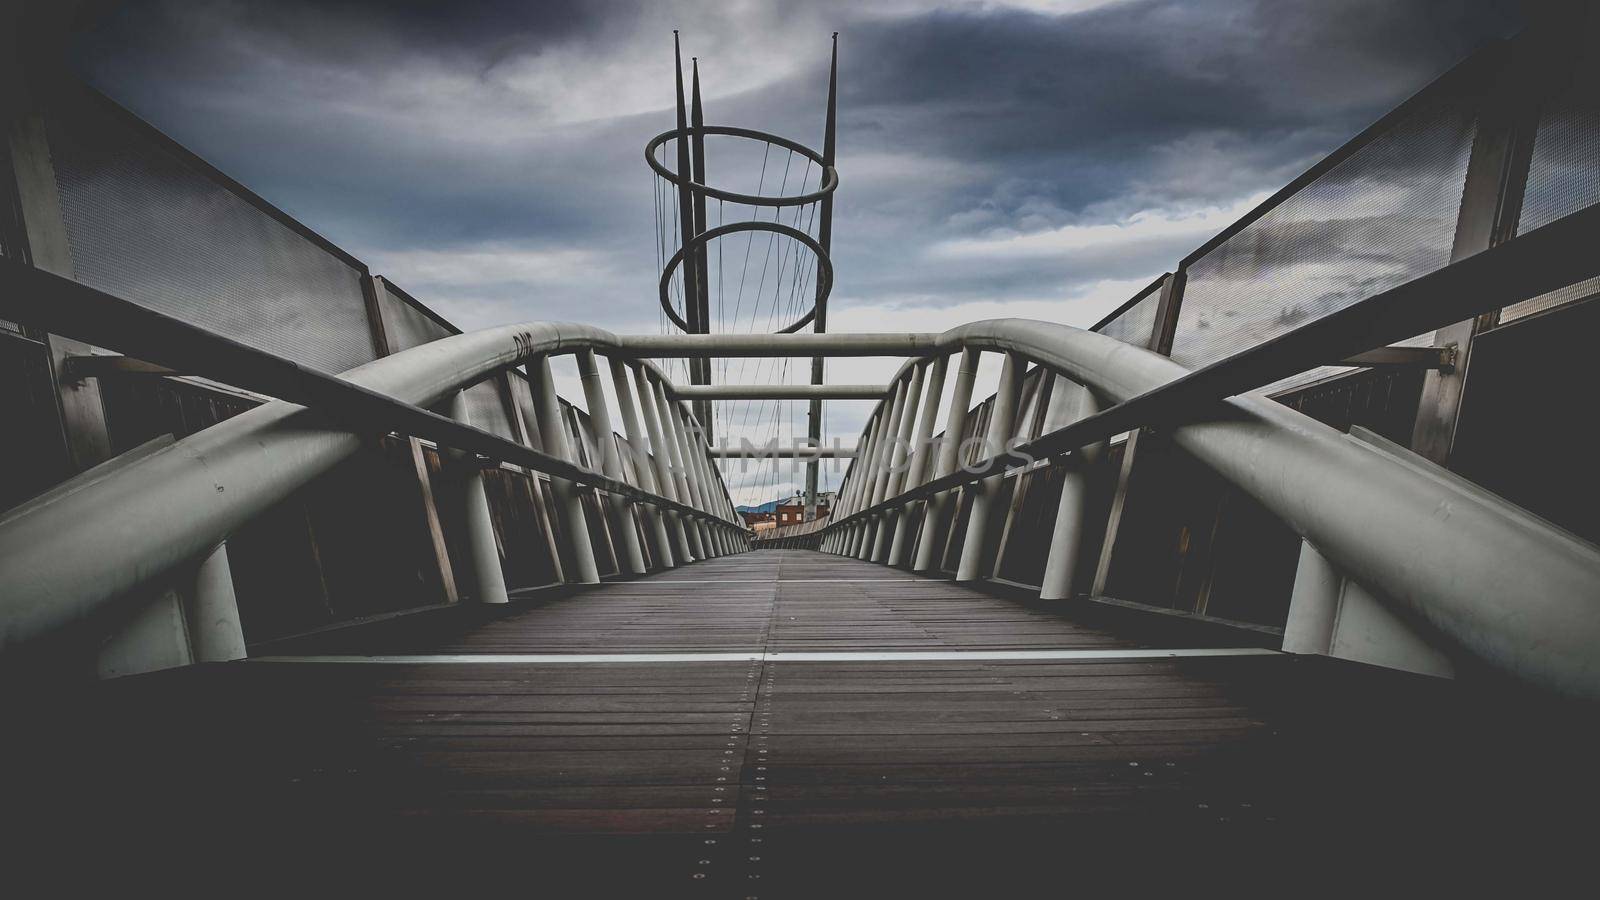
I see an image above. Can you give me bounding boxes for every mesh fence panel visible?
[1093,288,1159,347]
[46,90,376,374]
[461,378,520,441]
[378,282,454,351]
[1,141,29,337]
[1503,87,1600,323]
[377,281,522,437]
[1172,92,1478,392]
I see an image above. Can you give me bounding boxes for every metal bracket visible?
[62,354,183,382]
[1338,344,1457,373]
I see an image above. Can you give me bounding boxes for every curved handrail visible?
[0,322,742,652]
[823,320,1600,700]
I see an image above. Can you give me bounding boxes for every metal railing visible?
[4,196,1600,697]
[0,260,755,655]
[816,203,1600,700]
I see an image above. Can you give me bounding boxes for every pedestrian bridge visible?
[5,17,1600,891]
[10,550,1595,892]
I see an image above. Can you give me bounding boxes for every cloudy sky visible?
[68,0,1517,504]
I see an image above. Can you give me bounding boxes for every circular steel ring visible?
[646,125,839,208]
[659,221,831,335]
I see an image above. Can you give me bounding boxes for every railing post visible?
[873,365,925,562]
[361,275,461,602]
[187,541,246,662]
[958,351,1023,582]
[1410,26,1552,465]
[861,379,909,560]
[529,355,602,584]
[684,415,729,558]
[631,363,697,564]
[1090,272,1182,596]
[446,389,512,602]
[838,416,876,544]
[914,347,980,573]
[1282,539,1342,655]
[842,413,880,558]
[649,375,710,561]
[853,391,894,560]
[889,354,948,567]
[610,357,677,569]
[1038,386,1106,600]
[4,67,116,475]
[577,350,647,576]
[871,380,910,515]
[673,392,720,557]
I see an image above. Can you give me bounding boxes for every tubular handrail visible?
[829,199,1600,531]
[820,318,1600,699]
[0,261,731,514]
[0,298,747,651]
[4,205,1600,694]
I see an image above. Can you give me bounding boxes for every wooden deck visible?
[6,551,1596,892]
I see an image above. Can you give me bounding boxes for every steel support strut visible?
[957,351,1023,582]
[447,389,512,602]
[888,354,948,567]
[913,347,980,573]
[578,350,647,576]
[610,357,677,569]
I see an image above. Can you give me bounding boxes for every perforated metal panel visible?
[378,282,455,352]
[506,370,547,449]
[461,377,520,441]
[1503,89,1600,323]
[46,90,376,374]
[1040,375,1090,433]
[2,140,32,337]
[1094,289,1159,348]
[1172,94,1477,392]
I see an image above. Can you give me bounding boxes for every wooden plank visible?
[9,548,1597,889]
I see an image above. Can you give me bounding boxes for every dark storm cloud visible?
[704,0,1515,308]
[64,0,1516,327]
[59,0,1518,502]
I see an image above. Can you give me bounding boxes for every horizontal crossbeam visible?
[0,259,723,527]
[622,332,941,357]
[708,444,857,458]
[671,383,888,399]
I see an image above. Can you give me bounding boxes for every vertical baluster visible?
[680,400,723,558]
[577,350,647,576]
[650,377,711,560]
[888,354,948,568]
[631,363,696,564]
[1039,385,1106,600]
[849,408,883,556]
[855,396,896,559]
[914,347,980,573]
[841,412,879,557]
[529,355,601,584]
[188,541,247,661]
[447,388,513,599]
[861,379,909,560]
[609,358,677,569]
[683,410,725,557]
[958,352,1024,582]
[873,365,925,562]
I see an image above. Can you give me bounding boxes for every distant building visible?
[774,491,835,526]
[741,510,777,529]
[739,491,837,529]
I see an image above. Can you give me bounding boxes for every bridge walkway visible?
[6,551,1592,893]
